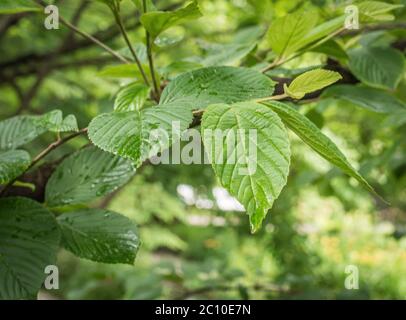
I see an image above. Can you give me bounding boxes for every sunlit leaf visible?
[284,69,342,99]
[264,101,380,198]
[266,9,318,58]
[202,102,291,232]
[88,103,193,166]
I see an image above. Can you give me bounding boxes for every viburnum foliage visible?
[0,0,405,299]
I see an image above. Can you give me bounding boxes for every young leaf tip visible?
[284,69,342,99]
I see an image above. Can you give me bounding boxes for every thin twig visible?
[340,22,406,36]
[34,0,129,64]
[112,6,150,87]
[143,0,160,102]
[255,93,288,102]
[0,128,88,197]
[60,15,129,64]
[261,58,281,73]
[60,0,90,47]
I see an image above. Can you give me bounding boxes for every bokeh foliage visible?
[0,0,405,299]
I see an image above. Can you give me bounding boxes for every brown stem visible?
[143,0,160,102]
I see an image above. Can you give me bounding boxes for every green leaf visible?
[94,66,274,172]
[40,110,79,133]
[201,102,291,233]
[201,42,257,67]
[160,66,275,110]
[284,69,342,99]
[95,0,121,8]
[154,26,185,47]
[141,226,186,251]
[0,0,40,14]
[0,150,31,184]
[131,0,156,12]
[297,15,346,50]
[358,1,403,22]
[98,63,159,84]
[323,85,406,113]
[140,1,202,40]
[57,209,140,264]
[160,61,203,79]
[266,9,318,58]
[98,64,139,78]
[0,110,79,151]
[384,111,406,128]
[264,101,380,198]
[118,43,148,63]
[311,40,348,61]
[0,115,47,151]
[114,82,150,112]
[200,26,262,67]
[88,103,193,166]
[59,115,79,132]
[45,146,135,207]
[0,197,60,299]
[348,46,405,90]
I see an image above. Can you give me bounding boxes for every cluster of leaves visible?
[0,0,405,299]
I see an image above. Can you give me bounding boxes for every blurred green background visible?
[1,0,405,299]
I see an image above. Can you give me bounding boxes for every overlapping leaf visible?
[0,110,78,151]
[98,63,158,82]
[348,46,405,90]
[45,146,136,207]
[0,197,60,299]
[88,103,193,166]
[358,1,403,22]
[114,82,150,112]
[92,67,275,167]
[323,85,406,113]
[140,1,202,40]
[40,110,79,133]
[202,102,291,233]
[57,209,140,264]
[266,9,318,58]
[0,150,31,184]
[160,66,275,110]
[264,101,379,198]
[298,16,345,50]
[200,26,262,67]
[0,115,47,151]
